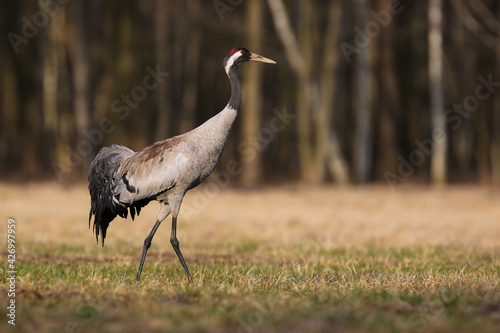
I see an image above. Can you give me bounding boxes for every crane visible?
[88,47,276,282]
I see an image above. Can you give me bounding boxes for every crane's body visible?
[88,47,276,281]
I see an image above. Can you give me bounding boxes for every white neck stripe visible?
[225,52,243,74]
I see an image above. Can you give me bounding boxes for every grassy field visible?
[1,182,499,332]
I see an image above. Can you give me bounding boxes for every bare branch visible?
[467,0,499,34]
[450,0,497,48]
[266,0,306,77]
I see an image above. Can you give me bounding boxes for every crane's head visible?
[223,47,276,74]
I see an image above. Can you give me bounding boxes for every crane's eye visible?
[240,50,244,54]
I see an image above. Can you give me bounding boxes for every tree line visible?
[1,0,499,187]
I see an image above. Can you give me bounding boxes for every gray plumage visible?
[88,47,276,281]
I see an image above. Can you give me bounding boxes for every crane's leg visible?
[136,204,170,281]
[136,220,162,281]
[170,216,193,282]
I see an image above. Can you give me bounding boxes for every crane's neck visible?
[226,67,241,110]
[193,66,241,148]
[185,66,240,183]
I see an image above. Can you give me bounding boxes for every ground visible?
[0,182,499,332]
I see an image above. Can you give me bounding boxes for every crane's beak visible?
[249,52,277,64]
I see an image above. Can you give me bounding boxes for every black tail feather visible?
[88,144,134,246]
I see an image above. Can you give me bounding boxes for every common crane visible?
[88,47,276,282]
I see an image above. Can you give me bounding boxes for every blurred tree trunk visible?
[180,1,201,134]
[267,0,348,183]
[374,0,401,179]
[267,0,309,180]
[428,0,447,185]
[23,96,39,179]
[316,0,349,184]
[0,66,18,174]
[466,0,490,184]
[407,2,427,176]
[42,7,64,174]
[154,0,171,140]
[93,2,114,127]
[450,0,498,184]
[353,0,375,183]
[450,12,475,181]
[296,0,315,182]
[71,0,92,174]
[241,0,264,186]
[492,4,500,185]
[0,1,20,175]
[475,107,490,184]
[56,23,72,183]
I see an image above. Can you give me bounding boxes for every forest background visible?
[1,0,499,189]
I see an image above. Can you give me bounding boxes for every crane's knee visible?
[143,237,153,249]
[170,237,179,248]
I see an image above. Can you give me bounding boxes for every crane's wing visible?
[112,135,190,206]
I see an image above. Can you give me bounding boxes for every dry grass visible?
[0,182,499,332]
[2,182,500,250]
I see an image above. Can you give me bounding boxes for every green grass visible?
[1,244,499,333]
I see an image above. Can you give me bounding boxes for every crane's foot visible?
[170,236,192,283]
[185,271,193,283]
[136,263,145,281]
